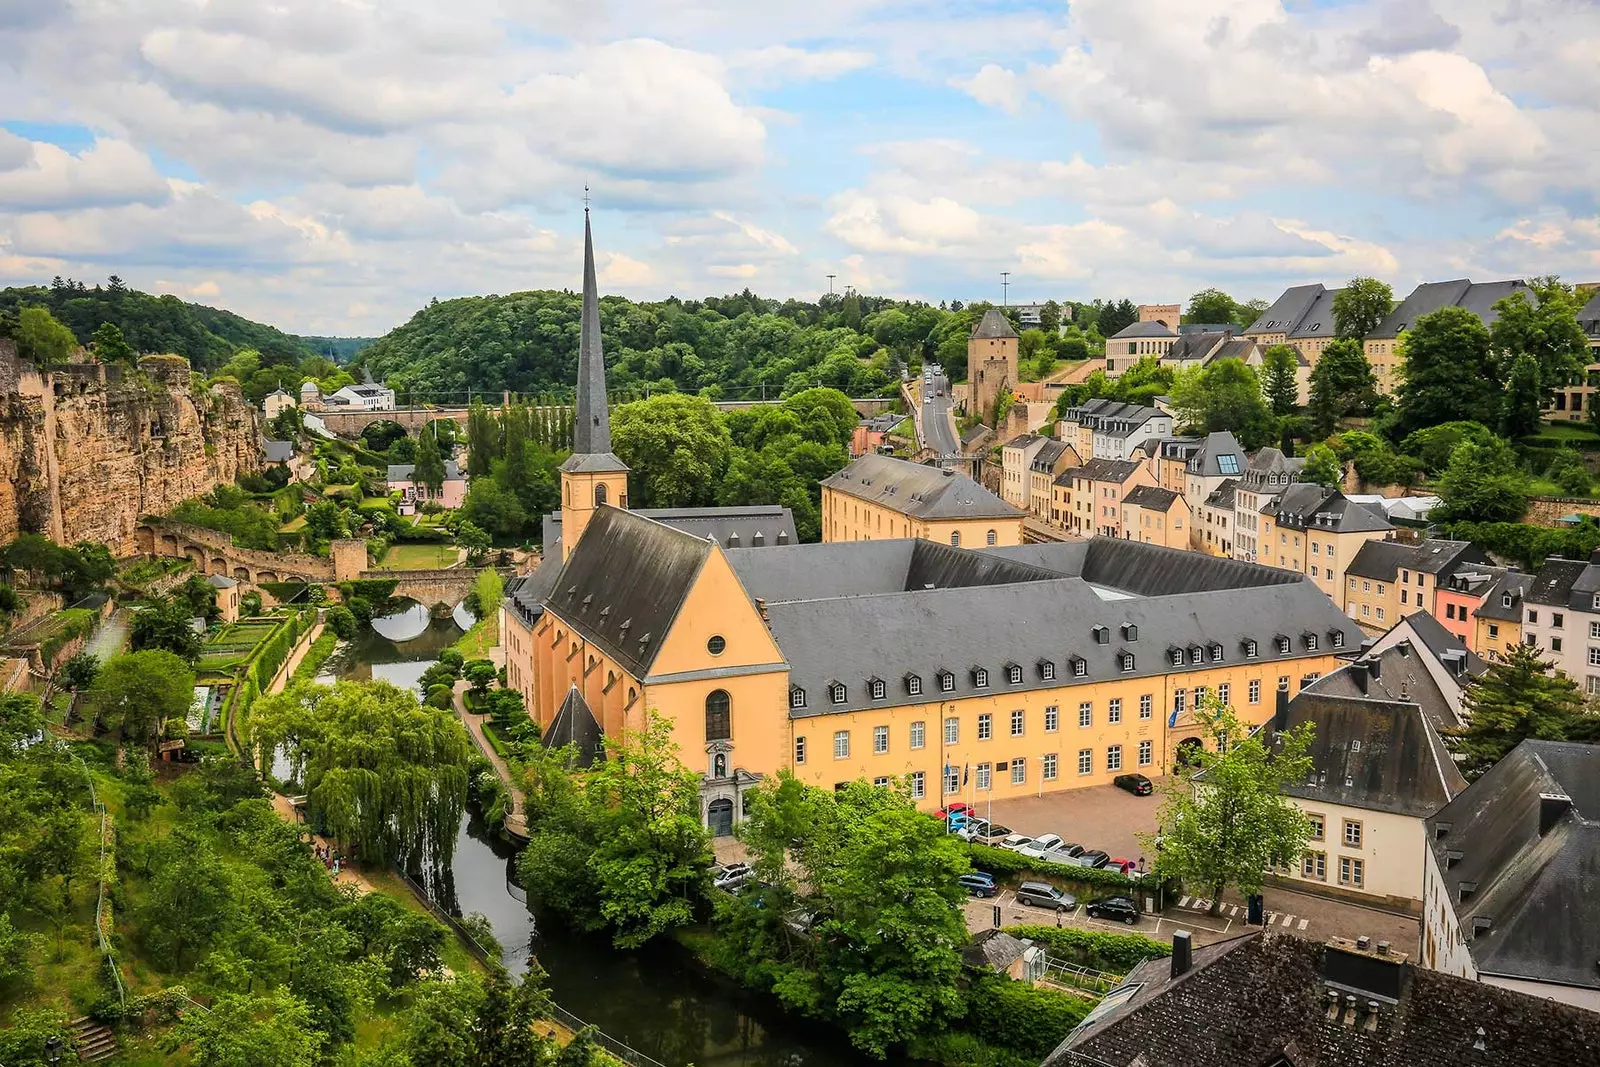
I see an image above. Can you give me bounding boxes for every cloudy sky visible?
[1,0,1597,336]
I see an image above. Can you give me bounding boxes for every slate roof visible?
[1164,331,1230,362]
[1029,440,1071,471]
[1245,283,1326,336]
[1186,431,1245,478]
[505,555,564,629]
[970,308,1019,340]
[1213,337,1260,362]
[961,929,1028,972]
[1519,557,1587,606]
[1396,610,1488,679]
[1267,484,1393,535]
[1205,478,1238,510]
[541,506,714,677]
[1428,740,1600,993]
[541,505,796,556]
[1370,279,1534,340]
[1473,571,1532,622]
[1347,539,1487,582]
[571,210,617,461]
[1048,930,1600,1067]
[1579,289,1600,335]
[1110,320,1177,339]
[544,685,604,767]
[1286,286,1341,339]
[1122,485,1181,511]
[1002,433,1043,450]
[261,438,294,463]
[1057,457,1143,487]
[387,460,463,482]
[821,454,1022,521]
[727,537,1060,607]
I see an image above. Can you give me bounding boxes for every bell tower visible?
[559,207,630,559]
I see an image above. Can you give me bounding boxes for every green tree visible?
[325,605,357,640]
[466,399,501,478]
[249,680,471,866]
[1150,696,1315,915]
[611,394,732,508]
[473,568,503,618]
[90,320,134,361]
[1450,642,1589,777]
[1184,288,1244,326]
[1095,298,1139,338]
[177,990,324,1067]
[1490,280,1590,393]
[129,595,204,661]
[15,306,77,368]
[1259,344,1300,416]
[456,520,491,564]
[460,478,528,541]
[1502,353,1544,438]
[414,426,447,496]
[89,650,195,742]
[1400,421,1496,474]
[1395,306,1500,434]
[1168,359,1274,448]
[1434,437,1529,523]
[1300,445,1340,487]
[1548,449,1593,496]
[1306,338,1377,436]
[1332,277,1393,340]
[58,649,99,690]
[464,659,497,696]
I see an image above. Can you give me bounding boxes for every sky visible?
[1,0,1597,337]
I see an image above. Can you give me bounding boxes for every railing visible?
[1038,954,1124,996]
[67,748,126,1008]
[547,1003,668,1067]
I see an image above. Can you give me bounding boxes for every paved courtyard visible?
[976,779,1167,863]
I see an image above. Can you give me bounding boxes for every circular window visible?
[707,635,727,656]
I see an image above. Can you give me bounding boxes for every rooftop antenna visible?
[1001,272,1011,307]
[826,274,837,296]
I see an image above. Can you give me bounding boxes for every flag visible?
[962,763,969,786]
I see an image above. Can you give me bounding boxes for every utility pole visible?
[1001,272,1011,308]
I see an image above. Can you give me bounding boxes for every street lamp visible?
[46,1035,63,1066]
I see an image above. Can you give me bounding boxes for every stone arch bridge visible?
[358,567,515,615]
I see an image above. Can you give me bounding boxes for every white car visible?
[954,818,990,843]
[1015,834,1065,860]
[996,834,1034,852]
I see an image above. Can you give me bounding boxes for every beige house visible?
[1056,398,1172,462]
[1257,484,1393,603]
[207,574,241,623]
[1119,485,1189,549]
[1365,279,1534,394]
[1105,321,1177,376]
[999,433,1048,511]
[1267,613,1473,911]
[1198,480,1238,557]
[1058,457,1154,538]
[1231,449,1303,565]
[1344,539,1492,634]
[1027,440,1079,522]
[1181,432,1246,542]
[821,454,1025,548]
[262,388,296,421]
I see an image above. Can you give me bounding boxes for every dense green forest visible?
[361,289,1124,403]
[297,335,377,362]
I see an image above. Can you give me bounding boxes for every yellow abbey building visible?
[501,214,1360,836]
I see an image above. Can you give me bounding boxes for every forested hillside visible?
[361,289,1102,402]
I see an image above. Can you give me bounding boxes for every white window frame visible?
[1010,709,1024,737]
[1011,758,1026,785]
[1044,705,1059,732]
[1249,679,1261,704]
[873,725,888,754]
[1137,739,1152,767]
[833,731,850,759]
[794,736,806,764]
[910,721,925,750]
[944,717,959,744]
[1139,694,1153,720]
[1078,748,1093,775]
[1043,753,1058,781]
[977,713,993,740]
[1108,698,1122,724]
[1078,701,1092,727]
[976,763,991,791]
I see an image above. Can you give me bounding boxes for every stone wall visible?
[1523,496,1600,527]
[0,348,261,556]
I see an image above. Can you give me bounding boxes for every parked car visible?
[974,824,1016,846]
[1015,834,1065,860]
[958,873,999,898]
[1077,850,1111,869]
[997,834,1035,852]
[936,803,972,820]
[1042,843,1086,861]
[713,863,754,891]
[1114,773,1154,796]
[1106,856,1140,875]
[1015,881,1076,911]
[1085,896,1141,925]
[954,818,990,842]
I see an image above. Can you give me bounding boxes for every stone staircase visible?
[69,1016,116,1063]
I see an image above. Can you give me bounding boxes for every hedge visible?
[960,974,1090,1059]
[1007,925,1171,973]
[966,843,1146,893]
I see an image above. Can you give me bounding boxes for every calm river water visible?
[334,603,876,1067]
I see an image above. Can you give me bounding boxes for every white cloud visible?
[951,64,1027,115]
[727,46,874,87]
[0,138,170,212]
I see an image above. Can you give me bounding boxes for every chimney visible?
[1376,941,1390,956]
[1273,684,1290,731]
[1356,936,1371,951]
[1540,793,1572,836]
[1367,656,1381,681]
[1170,930,1193,979]
[1350,662,1369,695]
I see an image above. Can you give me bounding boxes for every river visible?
[336,602,876,1067]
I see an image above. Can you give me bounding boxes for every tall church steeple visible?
[558,206,630,559]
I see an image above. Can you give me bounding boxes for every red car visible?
[1106,857,1141,875]
[935,803,972,820]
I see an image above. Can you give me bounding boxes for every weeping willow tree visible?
[248,680,471,867]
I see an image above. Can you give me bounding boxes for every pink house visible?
[388,460,466,515]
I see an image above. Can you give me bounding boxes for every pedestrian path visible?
[452,680,528,838]
[1175,895,1310,932]
[83,608,129,663]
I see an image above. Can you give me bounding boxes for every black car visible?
[1114,773,1154,796]
[1085,896,1141,925]
[1076,850,1111,869]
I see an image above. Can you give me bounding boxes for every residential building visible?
[849,413,901,457]
[325,382,397,410]
[1161,331,1261,375]
[1198,479,1237,557]
[1259,483,1393,603]
[1151,436,1203,492]
[1230,448,1305,565]
[207,574,241,624]
[998,433,1047,510]
[1470,571,1530,661]
[1055,398,1171,461]
[1058,457,1154,538]
[1581,288,1600,352]
[1366,279,1535,394]
[1435,567,1507,649]
[1106,321,1177,375]
[262,388,296,420]
[1518,556,1593,687]
[1544,363,1600,423]
[387,460,467,514]
[1344,540,1493,634]
[1424,739,1600,1011]
[1244,283,1341,363]
[822,454,1024,547]
[1346,494,1443,526]
[1027,439,1079,522]
[968,309,1019,424]
[1182,431,1245,540]
[1268,614,1473,909]
[1045,928,1600,1067]
[1119,485,1189,549]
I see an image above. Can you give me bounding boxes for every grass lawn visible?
[362,496,396,510]
[452,614,499,659]
[278,514,307,532]
[1526,476,1599,498]
[1529,421,1600,447]
[375,543,458,570]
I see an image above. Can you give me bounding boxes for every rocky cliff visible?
[0,342,262,556]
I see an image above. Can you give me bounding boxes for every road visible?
[918,373,959,457]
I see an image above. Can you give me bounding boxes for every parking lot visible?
[974,779,1166,864]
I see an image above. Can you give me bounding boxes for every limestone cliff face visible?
[0,345,261,556]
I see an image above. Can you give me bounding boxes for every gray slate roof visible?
[1579,289,1600,335]
[1122,485,1181,511]
[1286,285,1341,339]
[1029,440,1071,471]
[1110,320,1177,339]
[572,210,615,460]
[970,308,1018,340]
[821,454,1021,521]
[728,537,1060,608]
[1370,278,1534,339]
[1266,483,1392,534]
[1473,571,1532,622]
[1186,431,1245,478]
[541,505,796,556]
[261,438,294,463]
[1164,331,1230,362]
[544,685,604,767]
[505,555,564,629]
[1204,478,1238,510]
[1049,929,1600,1067]
[387,460,463,482]
[1428,740,1600,992]
[1057,457,1143,486]
[1523,557,1589,606]
[1347,538,1487,582]
[1244,283,1325,335]
[961,929,1028,972]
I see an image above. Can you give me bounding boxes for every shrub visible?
[325,605,357,640]
[424,684,453,709]
[1006,924,1171,973]
[966,844,1144,893]
[962,974,1089,1059]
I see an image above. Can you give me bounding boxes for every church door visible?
[707,798,734,837]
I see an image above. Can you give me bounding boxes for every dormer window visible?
[1189,645,1205,665]
[1071,657,1087,678]
[829,682,847,705]
[1330,630,1344,649]
[1121,623,1139,642]
[1169,648,1184,667]
[938,670,955,693]
[1006,663,1023,685]
[1120,652,1135,673]
[1038,660,1056,681]
[1209,644,1224,662]
[1304,633,1319,652]
[972,667,989,688]
[869,678,886,700]
[905,673,922,696]
[1505,593,1515,608]
[1244,639,1259,658]
[1092,625,1110,645]
[790,687,807,709]
[1276,635,1292,655]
